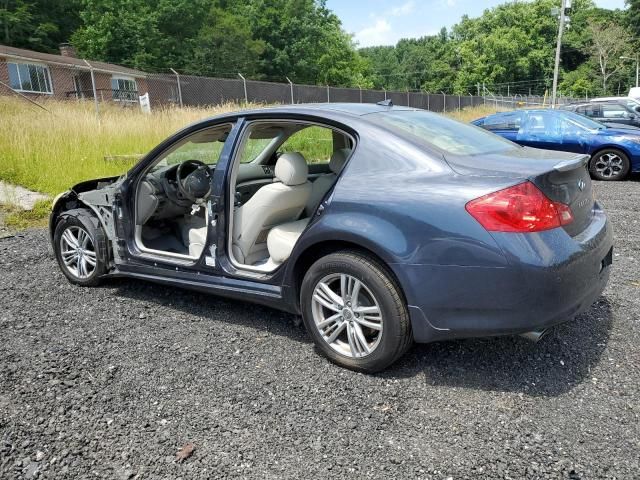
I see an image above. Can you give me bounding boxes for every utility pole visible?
[551,0,570,109]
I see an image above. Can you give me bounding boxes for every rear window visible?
[368,110,518,156]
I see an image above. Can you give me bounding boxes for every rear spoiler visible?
[553,155,589,172]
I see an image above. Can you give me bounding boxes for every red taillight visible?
[465,181,574,233]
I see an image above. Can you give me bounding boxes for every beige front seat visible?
[304,148,350,217]
[232,152,312,265]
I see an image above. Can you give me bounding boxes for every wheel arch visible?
[49,191,79,242]
[287,239,407,313]
[50,191,116,246]
[589,144,632,162]
[52,206,111,270]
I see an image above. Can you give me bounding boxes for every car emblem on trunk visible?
[577,179,586,191]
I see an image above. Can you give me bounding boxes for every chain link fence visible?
[144,72,577,111]
[0,56,578,113]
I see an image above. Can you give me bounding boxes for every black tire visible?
[53,209,108,286]
[300,251,412,373]
[589,149,630,181]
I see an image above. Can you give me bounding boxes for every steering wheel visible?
[176,160,212,203]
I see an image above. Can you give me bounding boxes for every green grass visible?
[0,98,243,196]
[2,199,51,229]
[280,126,334,163]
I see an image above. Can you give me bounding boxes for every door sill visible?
[134,226,200,265]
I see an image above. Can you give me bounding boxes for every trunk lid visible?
[530,156,593,237]
[444,146,594,237]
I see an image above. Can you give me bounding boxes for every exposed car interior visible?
[228,121,353,272]
[134,125,231,260]
[133,121,353,270]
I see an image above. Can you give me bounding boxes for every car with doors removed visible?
[473,109,640,181]
[50,103,613,372]
[561,101,640,128]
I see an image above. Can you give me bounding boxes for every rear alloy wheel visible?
[54,210,107,286]
[589,149,630,181]
[311,273,383,358]
[300,251,412,372]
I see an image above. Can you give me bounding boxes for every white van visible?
[629,87,640,100]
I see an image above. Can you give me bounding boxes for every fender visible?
[588,144,633,159]
[49,176,124,250]
[54,208,111,268]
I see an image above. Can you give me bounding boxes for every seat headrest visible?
[275,152,308,186]
[329,148,351,174]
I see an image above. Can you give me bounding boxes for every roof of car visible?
[485,109,561,116]
[220,102,418,119]
[476,109,573,122]
[591,96,632,101]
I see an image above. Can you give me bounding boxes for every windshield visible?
[561,110,606,130]
[368,110,518,155]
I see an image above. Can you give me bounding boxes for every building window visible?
[111,76,138,102]
[7,62,53,94]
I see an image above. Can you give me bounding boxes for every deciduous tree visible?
[586,20,632,93]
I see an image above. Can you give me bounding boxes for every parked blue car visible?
[50,104,612,372]
[473,109,640,180]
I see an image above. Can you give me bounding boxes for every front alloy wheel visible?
[301,251,412,372]
[60,226,97,279]
[53,209,107,286]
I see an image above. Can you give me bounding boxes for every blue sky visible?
[326,0,627,47]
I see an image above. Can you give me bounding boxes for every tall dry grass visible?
[0,97,240,196]
[0,97,504,196]
[446,104,505,123]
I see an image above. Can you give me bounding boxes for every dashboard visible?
[138,163,215,222]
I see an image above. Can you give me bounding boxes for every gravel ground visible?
[1,179,639,480]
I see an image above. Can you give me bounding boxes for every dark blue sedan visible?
[473,109,640,180]
[49,104,612,372]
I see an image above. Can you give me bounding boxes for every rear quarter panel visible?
[284,130,517,308]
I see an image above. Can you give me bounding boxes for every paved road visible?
[0,180,639,479]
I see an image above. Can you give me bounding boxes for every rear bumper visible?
[396,204,613,343]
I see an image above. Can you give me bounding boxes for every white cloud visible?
[350,0,472,47]
[355,19,393,47]
[593,0,626,8]
[390,1,415,16]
